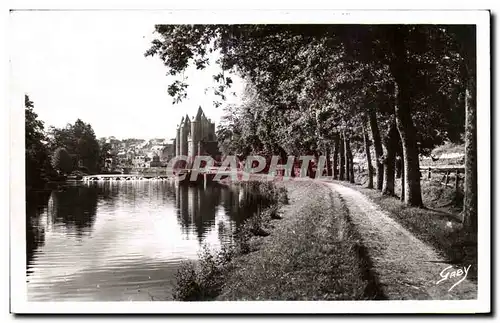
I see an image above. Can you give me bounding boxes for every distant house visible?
[149,153,162,167]
[149,143,175,164]
[151,145,165,156]
[133,155,147,168]
[104,157,113,170]
[116,151,127,163]
[126,149,135,161]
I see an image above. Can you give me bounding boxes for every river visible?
[26,180,259,301]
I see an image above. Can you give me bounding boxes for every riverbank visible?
[214,179,380,301]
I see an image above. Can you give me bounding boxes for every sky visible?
[10,11,245,141]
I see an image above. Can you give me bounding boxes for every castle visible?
[174,107,219,159]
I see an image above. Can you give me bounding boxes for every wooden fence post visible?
[444,171,450,185]
[455,169,460,193]
[427,167,432,179]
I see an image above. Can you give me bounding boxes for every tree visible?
[381,121,399,195]
[361,122,374,189]
[51,147,73,175]
[332,134,340,180]
[48,119,100,174]
[98,140,112,171]
[447,25,477,231]
[25,95,52,190]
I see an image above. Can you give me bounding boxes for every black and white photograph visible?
[9,8,491,314]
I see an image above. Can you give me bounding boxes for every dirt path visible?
[326,182,477,300]
[217,181,370,301]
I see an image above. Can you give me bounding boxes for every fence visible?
[421,166,465,193]
[355,163,465,194]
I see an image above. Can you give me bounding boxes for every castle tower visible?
[190,116,198,158]
[180,114,190,156]
[175,125,181,156]
[178,117,184,156]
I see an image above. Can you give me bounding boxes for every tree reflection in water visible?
[26,190,51,272]
[26,181,266,278]
[174,182,263,246]
[48,186,98,237]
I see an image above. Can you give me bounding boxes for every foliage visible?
[51,147,73,174]
[48,119,100,174]
[146,24,467,156]
[173,244,235,301]
[98,139,112,171]
[25,95,52,189]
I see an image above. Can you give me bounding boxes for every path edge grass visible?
[334,180,477,282]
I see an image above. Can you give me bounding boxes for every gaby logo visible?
[436,265,472,292]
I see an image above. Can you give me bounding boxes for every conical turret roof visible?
[195,106,205,121]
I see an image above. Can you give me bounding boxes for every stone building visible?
[149,153,162,167]
[175,107,219,159]
[151,144,175,163]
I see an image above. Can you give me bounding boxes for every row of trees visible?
[25,95,104,190]
[145,24,476,232]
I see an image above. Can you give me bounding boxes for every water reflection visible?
[26,190,51,272]
[25,180,261,301]
[48,186,98,238]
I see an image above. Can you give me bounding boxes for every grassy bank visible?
[172,179,381,301]
[217,180,380,300]
[339,179,477,282]
[172,181,288,301]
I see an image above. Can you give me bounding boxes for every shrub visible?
[244,208,271,237]
[266,204,282,219]
[234,228,252,254]
[275,186,289,205]
[173,244,235,301]
[173,262,201,301]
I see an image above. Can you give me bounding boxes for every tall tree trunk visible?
[362,123,374,189]
[382,123,398,195]
[390,27,423,207]
[326,147,332,177]
[346,134,355,184]
[400,151,405,201]
[349,155,355,183]
[394,81,423,206]
[339,132,345,180]
[308,151,319,178]
[369,109,384,190]
[333,135,340,180]
[396,156,402,178]
[463,78,477,230]
[344,131,350,182]
[454,25,477,232]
